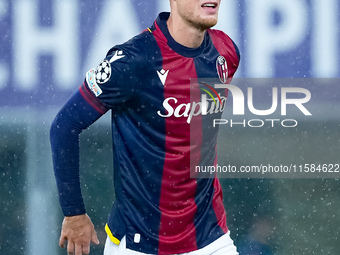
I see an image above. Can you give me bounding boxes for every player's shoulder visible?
[207,28,234,44]
[105,29,155,65]
[207,28,240,62]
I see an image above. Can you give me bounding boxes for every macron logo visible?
[109,50,125,63]
[157,69,169,85]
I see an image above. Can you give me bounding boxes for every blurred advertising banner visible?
[0,0,339,108]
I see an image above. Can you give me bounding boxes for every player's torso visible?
[106,13,239,254]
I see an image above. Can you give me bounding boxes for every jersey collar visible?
[155,12,209,58]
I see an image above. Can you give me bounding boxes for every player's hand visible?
[59,214,100,255]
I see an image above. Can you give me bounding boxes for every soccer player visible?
[50,0,240,254]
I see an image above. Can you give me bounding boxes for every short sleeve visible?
[85,47,137,108]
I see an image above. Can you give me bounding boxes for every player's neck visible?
[167,15,205,49]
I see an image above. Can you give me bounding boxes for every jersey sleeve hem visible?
[62,206,87,217]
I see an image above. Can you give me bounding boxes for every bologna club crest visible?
[216,55,228,83]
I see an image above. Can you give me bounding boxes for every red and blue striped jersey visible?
[54,12,240,254]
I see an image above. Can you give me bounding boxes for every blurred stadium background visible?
[0,0,339,254]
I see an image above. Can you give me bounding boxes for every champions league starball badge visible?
[95,60,111,84]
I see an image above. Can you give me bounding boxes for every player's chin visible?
[198,17,218,30]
